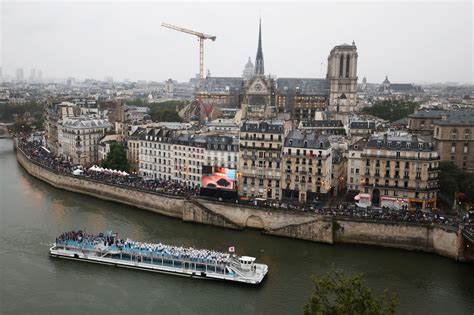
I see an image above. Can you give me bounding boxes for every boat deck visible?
[49,244,268,285]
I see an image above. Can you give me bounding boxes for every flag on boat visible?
[228,246,235,253]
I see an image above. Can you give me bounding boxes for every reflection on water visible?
[1,138,473,315]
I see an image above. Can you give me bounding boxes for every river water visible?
[0,138,473,314]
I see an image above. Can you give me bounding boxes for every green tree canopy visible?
[11,120,32,133]
[125,99,188,122]
[147,100,188,122]
[101,142,128,171]
[362,100,419,122]
[439,161,474,205]
[303,270,396,315]
[0,101,44,123]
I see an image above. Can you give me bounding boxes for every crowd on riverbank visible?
[18,138,199,197]
[17,138,474,231]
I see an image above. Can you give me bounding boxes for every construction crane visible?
[162,22,216,87]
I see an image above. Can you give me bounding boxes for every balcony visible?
[361,182,438,192]
[361,153,440,161]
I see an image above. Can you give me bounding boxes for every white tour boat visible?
[49,231,268,285]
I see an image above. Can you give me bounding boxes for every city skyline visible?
[2,1,473,84]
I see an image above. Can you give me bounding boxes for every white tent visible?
[72,169,84,176]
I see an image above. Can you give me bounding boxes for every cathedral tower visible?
[255,19,265,75]
[327,41,358,114]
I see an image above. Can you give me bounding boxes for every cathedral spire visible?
[255,18,264,75]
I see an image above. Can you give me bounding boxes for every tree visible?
[101,142,128,171]
[362,100,419,122]
[439,161,474,206]
[303,270,396,315]
[11,120,32,133]
[147,100,187,122]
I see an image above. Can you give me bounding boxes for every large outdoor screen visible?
[202,166,236,190]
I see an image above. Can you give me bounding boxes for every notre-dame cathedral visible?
[198,19,359,123]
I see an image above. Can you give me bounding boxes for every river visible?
[0,139,473,314]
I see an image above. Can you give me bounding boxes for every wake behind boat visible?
[49,230,268,285]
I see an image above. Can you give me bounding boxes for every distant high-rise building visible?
[105,76,113,83]
[30,69,36,81]
[16,68,24,81]
[37,70,43,81]
[67,77,75,86]
[0,67,3,82]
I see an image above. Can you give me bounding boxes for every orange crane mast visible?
[161,22,216,87]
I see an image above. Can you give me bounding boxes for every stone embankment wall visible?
[17,149,466,262]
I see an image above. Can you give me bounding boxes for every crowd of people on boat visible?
[121,238,230,264]
[17,138,474,231]
[56,230,231,264]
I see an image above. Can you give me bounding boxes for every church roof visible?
[276,78,330,94]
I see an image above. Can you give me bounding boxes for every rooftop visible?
[301,120,344,128]
[241,120,285,134]
[408,110,446,119]
[350,121,376,129]
[62,117,111,129]
[284,129,331,149]
[366,134,435,151]
[434,111,474,126]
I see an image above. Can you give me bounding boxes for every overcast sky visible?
[1,1,472,84]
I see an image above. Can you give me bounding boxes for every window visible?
[452,129,458,139]
[463,143,468,154]
[451,143,456,154]
[464,129,470,140]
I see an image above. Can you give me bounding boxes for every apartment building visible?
[433,111,474,172]
[138,128,176,181]
[358,134,439,210]
[59,117,112,165]
[281,130,332,203]
[238,120,288,200]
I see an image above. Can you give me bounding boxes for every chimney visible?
[383,133,388,143]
